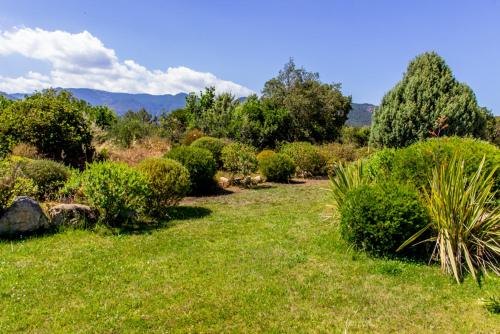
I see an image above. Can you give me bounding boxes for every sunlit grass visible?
[0,181,498,333]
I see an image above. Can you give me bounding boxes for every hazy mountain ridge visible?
[1,88,375,126]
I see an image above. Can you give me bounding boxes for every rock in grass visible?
[48,204,98,228]
[0,196,49,236]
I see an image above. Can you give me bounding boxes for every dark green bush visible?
[340,181,429,257]
[221,143,258,177]
[191,136,227,168]
[64,161,149,225]
[19,159,70,200]
[365,137,500,193]
[280,142,326,177]
[137,158,190,215]
[165,146,216,194]
[259,153,295,182]
[0,89,94,167]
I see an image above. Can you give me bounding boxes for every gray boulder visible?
[0,197,49,236]
[48,203,97,228]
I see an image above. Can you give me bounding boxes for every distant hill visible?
[347,103,376,127]
[1,88,187,115]
[2,88,376,125]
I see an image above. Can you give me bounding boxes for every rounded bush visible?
[256,149,275,164]
[280,142,326,177]
[340,181,429,257]
[165,146,216,194]
[137,158,190,215]
[67,161,149,225]
[221,142,258,176]
[191,136,227,168]
[19,159,70,200]
[182,128,205,146]
[365,137,500,193]
[259,153,295,183]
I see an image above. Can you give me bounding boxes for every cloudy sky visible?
[0,0,499,113]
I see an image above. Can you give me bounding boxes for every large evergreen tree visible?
[370,52,488,147]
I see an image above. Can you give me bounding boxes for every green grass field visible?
[0,180,498,333]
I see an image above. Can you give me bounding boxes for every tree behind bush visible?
[191,136,228,168]
[370,52,489,148]
[0,89,94,167]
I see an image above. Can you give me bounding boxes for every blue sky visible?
[0,0,499,114]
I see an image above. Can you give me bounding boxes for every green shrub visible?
[259,153,295,183]
[137,158,190,215]
[341,126,370,147]
[65,162,149,225]
[191,136,227,168]
[280,142,326,177]
[0,159,38,211]
[256,149,275,164]
[330,160,371,209]
[221,142,258,177]
[340,181,429,257]
[398,157,500,283]
[19,159,70,200]
[0,89,94,167]
[165,146,216,194]
[182,128,205,146]
[365,137,500,194]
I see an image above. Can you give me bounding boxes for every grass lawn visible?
[0,180,498,333]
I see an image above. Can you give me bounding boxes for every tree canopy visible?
[370,52,489,148]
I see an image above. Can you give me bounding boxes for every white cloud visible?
[0,27,253,96]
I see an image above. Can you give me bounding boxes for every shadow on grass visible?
[116,206,212,235]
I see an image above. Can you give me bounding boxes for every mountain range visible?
[1,88,375,126]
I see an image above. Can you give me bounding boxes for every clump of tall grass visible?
[398,156,500,283]
[329,159,371,209]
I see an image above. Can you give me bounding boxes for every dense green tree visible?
[0,89,94,166]
[198,93,238,138]
[86,105,118,129]
[262,59,351,143]
[370,52,488,148]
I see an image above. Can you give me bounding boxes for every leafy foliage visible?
[190,136,227,168]
[280,142,326,177]
[137,158,190,216]
[398,157,500,283]
[64,161,150,225]
[329,160,371,209]
[365,137,500,194]
[370,52,488,148]
[258,152,295,183]
[341,126,370,147]
[109,108,158,147]
[0,159,38,211]
[18,158,70,200]
[340,181,429,257]
[221,143,258,177]
[166,146,216,194]
[0,89,94,167]
[262,58,351,143]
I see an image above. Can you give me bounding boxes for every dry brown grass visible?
[96,136,171,166]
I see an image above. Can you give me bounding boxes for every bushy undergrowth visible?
[191,136,227,168]
[137,158,190,216]
[340,181,429,257]
[259,152,295,183]
[0,159,38,211]
[319,143,374,176]
[63,161,149,225]
[18,158,70,200]
[166,146,216,194]
[221,142,258,177]
[280,142,326,177]
[365,137,500,194]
